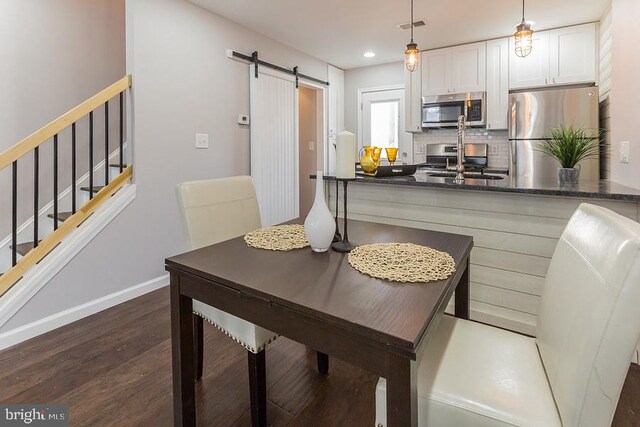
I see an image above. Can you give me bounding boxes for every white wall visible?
[1,0,328,332]
[0,0,125,238]
[609,0,640,188]
[343,62,404,135]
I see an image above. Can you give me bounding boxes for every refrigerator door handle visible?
[510,140,517,174]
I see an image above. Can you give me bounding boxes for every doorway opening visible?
[298,85,325,217]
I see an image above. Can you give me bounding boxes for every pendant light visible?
[404,0,419,72]
[514,0,534,58]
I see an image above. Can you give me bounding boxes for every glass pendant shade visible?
[514,20,534,58]
[404,0,419,72]
[405,42,419,72]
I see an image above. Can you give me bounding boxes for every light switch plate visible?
[308,141,315,151]
[237,114,250,125]
[195,133,209,149]
[620,141,630,163]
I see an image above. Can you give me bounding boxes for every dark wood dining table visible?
[165,219,473,427]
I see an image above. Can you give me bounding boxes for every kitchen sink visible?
[427,172,504,180]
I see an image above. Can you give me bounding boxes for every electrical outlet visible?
[195,133,209,149]
[308,141,315,151]
[237,114,250,125]
[620,141,630,164]
[489,145,499,155]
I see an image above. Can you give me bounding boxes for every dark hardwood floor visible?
[0,287,638,426]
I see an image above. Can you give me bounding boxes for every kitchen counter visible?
[318,169,640,338]
[317,170,640,201]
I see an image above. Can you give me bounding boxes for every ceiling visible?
[191,0,610,69]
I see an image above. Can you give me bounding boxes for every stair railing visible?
[0,75,133,297]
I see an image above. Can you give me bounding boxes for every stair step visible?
[80,186,104,194]
[109,163,128,168]
[47,211,73,222]
[11,241,42,257]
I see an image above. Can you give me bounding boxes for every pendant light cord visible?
[522,0,525,22]
[410,0,414,43]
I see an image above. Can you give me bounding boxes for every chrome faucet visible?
[446,115,466,182]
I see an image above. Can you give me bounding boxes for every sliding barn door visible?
[250,65,299,226]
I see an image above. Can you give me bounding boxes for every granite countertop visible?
[316,170,640,201]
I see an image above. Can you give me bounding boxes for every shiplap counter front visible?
[328,180,640,337]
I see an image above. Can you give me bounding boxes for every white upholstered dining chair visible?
[375,203,640,427]
[176,176,328,427]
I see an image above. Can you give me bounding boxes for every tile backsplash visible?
[413,129,509,169]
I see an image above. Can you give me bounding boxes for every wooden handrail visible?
[0,75,132,171]
[0,166,133,297]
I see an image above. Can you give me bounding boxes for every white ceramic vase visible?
[304,171,336,253]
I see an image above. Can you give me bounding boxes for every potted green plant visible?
[538,126,602,184]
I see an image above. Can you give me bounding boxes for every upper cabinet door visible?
[549,23,597,85]
[486,38,509,130]
[451,42,486,93]
[422,48,451,96]
[404,60,423,133]
[509,31,550,89]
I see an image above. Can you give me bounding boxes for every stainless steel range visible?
[420,143,505,180]
[424,143,489,172]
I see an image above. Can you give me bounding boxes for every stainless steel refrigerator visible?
[509,85,600,185]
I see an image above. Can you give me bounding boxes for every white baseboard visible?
[0,184,137,328]
[0,274,168,351]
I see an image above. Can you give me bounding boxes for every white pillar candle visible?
[336,131,356,179]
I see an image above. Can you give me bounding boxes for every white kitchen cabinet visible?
[549,23,597,85]
[486,38,509,130]
[451,42,486,93]
[509,31,550,89]
[422,43,486,96]
[509,23,597,89]
[422,48,451,96]
[404,59,423,133]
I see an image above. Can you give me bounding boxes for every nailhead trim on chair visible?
[193,310,279,354]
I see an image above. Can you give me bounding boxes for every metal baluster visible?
[104,100,109,185]
[89,111,94,199]
[72,123,77,214]
[53,134,59,230]
[12,161,17,266]
[119,92,124,173]
[34,147,39,247]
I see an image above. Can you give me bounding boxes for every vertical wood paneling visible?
[250,66,299,226]
[330,182,640,336]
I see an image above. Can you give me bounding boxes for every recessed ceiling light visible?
[364,51,376,58]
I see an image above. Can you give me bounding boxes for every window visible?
[360,87,413,163]
[370,101,399,155]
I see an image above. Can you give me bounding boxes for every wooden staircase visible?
[0,76,133,297]
[10,163,127,257]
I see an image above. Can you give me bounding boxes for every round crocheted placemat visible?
[347,242,456,283]
[244,224,309,251]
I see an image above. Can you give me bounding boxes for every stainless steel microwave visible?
[422,92,486,128]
